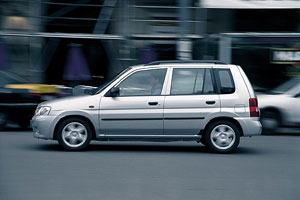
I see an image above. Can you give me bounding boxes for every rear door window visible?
[170,68,216,95]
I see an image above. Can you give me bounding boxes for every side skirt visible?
[95,134,202,142]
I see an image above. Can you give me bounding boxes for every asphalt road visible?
[1,128,300,200]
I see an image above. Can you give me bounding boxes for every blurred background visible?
[0,0,300,131]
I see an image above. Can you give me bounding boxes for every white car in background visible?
[258,76,300,133]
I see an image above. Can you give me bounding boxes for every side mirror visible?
[110,87,120,97]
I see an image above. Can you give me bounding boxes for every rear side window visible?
[215,69,235,94]
[170,68,216,95]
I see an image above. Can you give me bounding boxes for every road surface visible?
[1,128,300,200]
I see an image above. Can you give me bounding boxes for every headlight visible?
[35,106,51,116]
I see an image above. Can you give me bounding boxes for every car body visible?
[257,76,300,133]
[0,70,70,129]
[31,60,261,153]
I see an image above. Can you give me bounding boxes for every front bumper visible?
[31,115,57,140]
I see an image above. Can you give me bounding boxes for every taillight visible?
[249,98,259,117]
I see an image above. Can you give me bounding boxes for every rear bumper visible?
[234,117,262,136]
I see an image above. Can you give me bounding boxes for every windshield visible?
[0,71,28,87]
[270,76,300,94]
[94,67,131,94]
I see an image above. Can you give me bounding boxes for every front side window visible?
[170,68,215,95]
[117,68,167,96]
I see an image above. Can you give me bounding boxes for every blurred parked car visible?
[257,76,300,133]
[0,70,71,129]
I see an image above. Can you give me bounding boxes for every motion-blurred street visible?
[1,128,300,200]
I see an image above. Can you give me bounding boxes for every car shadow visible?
[29,142,261,155]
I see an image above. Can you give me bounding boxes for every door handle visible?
[148,102,158,106]
[206,101,216,105]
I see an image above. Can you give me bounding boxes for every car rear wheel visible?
[204,120,240,153]
[57,118,92,151]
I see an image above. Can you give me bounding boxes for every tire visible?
[260,110,280,134]
[56,118,92,151]
[204,120,240,153]
[199,137,207,146]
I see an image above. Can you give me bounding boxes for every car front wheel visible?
[57,118,92,151]
[204,120,240,153]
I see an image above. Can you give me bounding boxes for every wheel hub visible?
[62,122,88,148]
[71,132,78,137]
[211,124,236,150]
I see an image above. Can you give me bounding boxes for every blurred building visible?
[199,0,300,88]
[1,0,300,88]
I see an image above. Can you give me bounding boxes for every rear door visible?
[164,66,220,135]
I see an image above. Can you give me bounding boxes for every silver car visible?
[31,61,261,153]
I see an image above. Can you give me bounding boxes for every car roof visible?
[145,60,226,65]
[130,61,236,70]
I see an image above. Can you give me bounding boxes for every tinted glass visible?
[118,68,167,96]
[271,76,300,94]
[217,69,235,94]
[203,69,215,94]
[171,68,215,95]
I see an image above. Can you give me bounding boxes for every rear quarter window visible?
[215,69,235,94]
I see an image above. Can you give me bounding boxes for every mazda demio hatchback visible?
[31,61,262,153]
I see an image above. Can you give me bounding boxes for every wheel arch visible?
[53,115,96,140]
[200,117,244,137]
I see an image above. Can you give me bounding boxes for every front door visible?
[99,68,168,135]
